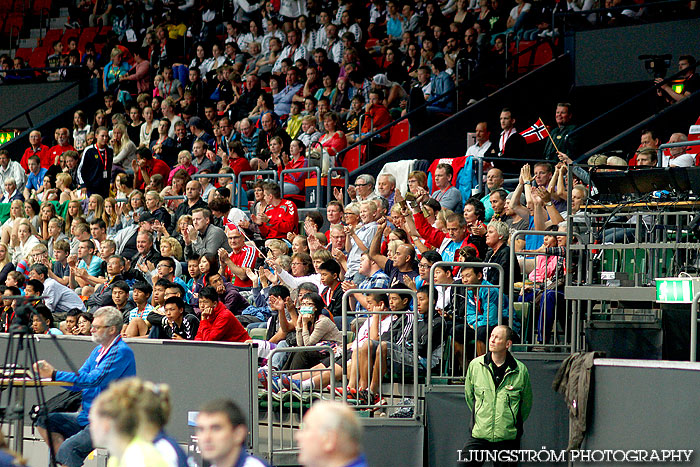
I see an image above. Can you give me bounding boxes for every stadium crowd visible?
[0,0,696,414]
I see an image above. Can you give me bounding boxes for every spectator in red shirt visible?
[221,141,251,176]
[271,138,307,196]
[194,286,250,343]
[219,226,258,288]
[20,130,51,171]
[360,89,391,141]
[132,147,171,191]
[47,128,75,166]
[252,181,299,239]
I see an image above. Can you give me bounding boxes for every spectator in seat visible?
[369,217,419,286]
[184,208,230,258]
[29,263,85,314]
[20,130,50,171]
[481,168,506,221]
[319,112,347,162]
[484,220,521,293]
[426,57,456,113]
[376,173,396,209]
[0,150,25,189]
[202,272,250,316]
[430,163,464,213]
[119,47,151,95]
[274,67,304,117]
[270,139,307,196]
[219,227,259,289]
[496,107,527,174]
[412,206,479,264]
[543,102,577,161]
[132,147,170,192]
[342,252,390,314]
[256,111,292,156]
[23,155,47,201]
[48,128,75,167]
[656,55,700,104]
[465,121,497,160]
[195,285,250,342]
[667,133,695,167]
[233,118,260,157]
[172,181,209,228]
[360,89,392,142]
[252,182,299,239]
[635,147,658,167]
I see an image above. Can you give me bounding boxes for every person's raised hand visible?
[333,186,344,203]
[218,247,229,263]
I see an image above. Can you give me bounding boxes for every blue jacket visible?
[466,279,518,335]
[429,71,456,112]
[55,335,136,426]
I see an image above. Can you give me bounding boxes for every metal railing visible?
[235,169,278,209]
[280,167,321,208]
[509,230,576,350]
[340,288,419,418]
[426,261,505,385]
[191,173,236,205]
[265,345,336,464]
[327,166,350,206]
[691,292,700,362]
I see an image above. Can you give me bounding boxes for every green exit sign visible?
[656,278,700,303]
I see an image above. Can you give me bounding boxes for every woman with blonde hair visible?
[55,172,76,204]
[145,190,171,232]
[139,106,156,147]
[92,109,107,130]
[0,242,14,284]
[103,197,121,236]
[1,199,26,245]
[89,378,170,467]
[10,219,40,265]
[111,123,137,170]
[86,194,105,223]
[121,190,145,228]
[39,202,58,241]
[158,237,183,279]
[63,200,83,235]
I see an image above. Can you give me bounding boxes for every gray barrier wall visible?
[570,18,700,87]
[425,353,570,466]
[0,82,80,130]
[0,335,258,448]
[585,358,700,460]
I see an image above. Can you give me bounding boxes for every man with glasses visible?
[219,227,258,288]
[33,306,136,467]
[348,174,379,203]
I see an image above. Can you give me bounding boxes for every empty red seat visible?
[3,13,23,37]
[14,47,32,61]
[28,46,48,69]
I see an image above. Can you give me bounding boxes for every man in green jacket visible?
[459,325,533,466]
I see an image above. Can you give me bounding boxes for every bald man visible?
[172,180,209,232]
[480,168,507,222]
[296,401,367,467]
[20,130,50,170]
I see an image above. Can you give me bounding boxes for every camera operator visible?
[656,55,700,104]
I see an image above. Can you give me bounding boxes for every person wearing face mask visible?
[32,306,136,467]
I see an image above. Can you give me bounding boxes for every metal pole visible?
[691,292,700,362]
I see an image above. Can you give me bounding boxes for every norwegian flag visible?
[520,118,550,144]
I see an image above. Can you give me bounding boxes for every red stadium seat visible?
[41,28,62,46]
[3,13,23,38]
[28,46,48,69]
[14,47,31,61]
[32,0,52,16]
[376,119,410,151]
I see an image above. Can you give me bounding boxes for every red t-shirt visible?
[20,145,51,170]
[224,245,258,288]
[47,144,75,166]
[135,158,171,190]
[228,156,252,176]
[194,301,250,343]
[258,199,299,239]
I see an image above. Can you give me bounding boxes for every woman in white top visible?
[1,200,25,246]
[238,19,263,53]
[11,219,40,265]
[139,106,156,147]
[188,43,208,76]
[111,124,137,170]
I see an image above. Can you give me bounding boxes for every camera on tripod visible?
[639,54,672,79]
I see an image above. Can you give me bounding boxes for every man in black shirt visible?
[79,127,112,197]
[148,296,199,339]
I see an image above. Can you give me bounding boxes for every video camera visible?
[639,54,672,79]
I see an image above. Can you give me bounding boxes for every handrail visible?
[327,167,349,205]
[427,261,504,386]
[235,170,278,208]
[337,40,551,165]
[691,292,700,361]
[279,167,321,208]
[0,80,82,131]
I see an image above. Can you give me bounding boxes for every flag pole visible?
[540,117,560,154]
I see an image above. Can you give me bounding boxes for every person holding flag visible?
[525,103,577,161]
